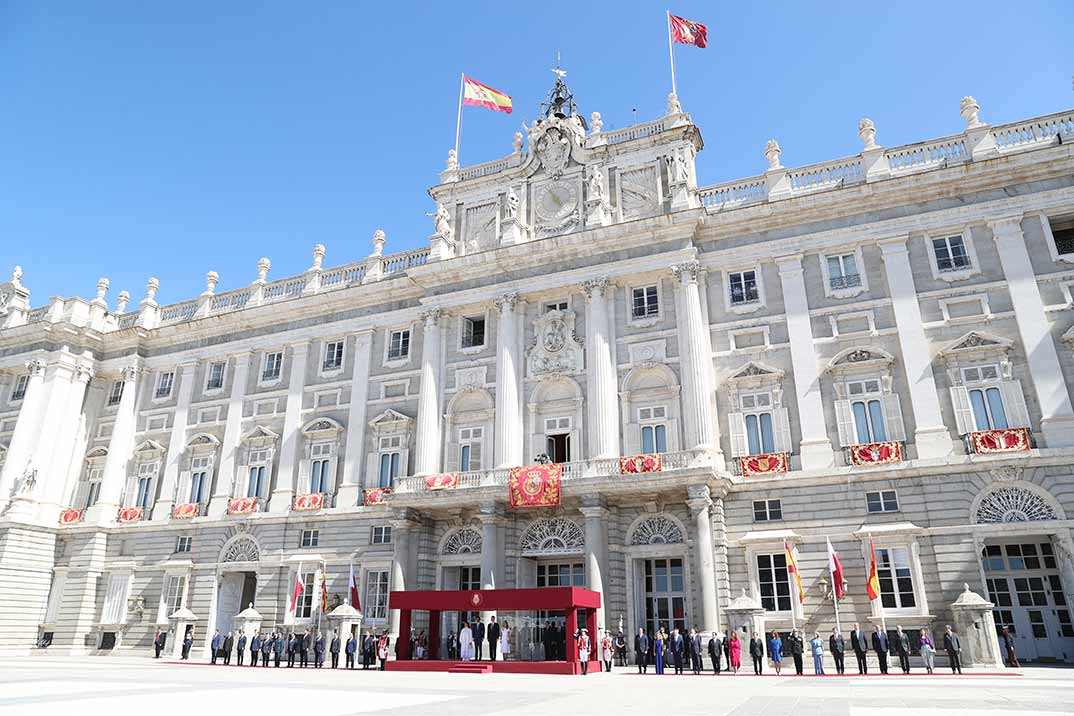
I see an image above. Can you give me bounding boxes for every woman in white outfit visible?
[500,621,511,661]
[459,621,475,661]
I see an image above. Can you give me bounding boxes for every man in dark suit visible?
[943,625,963,674]
[345,632,357,669]
[210,630,222,664]
[330,631,341,668]
[314,631,326,668]
[362,630,375,669]
[250,632,261,667]
[614,629,627,667]
[223,632,234,665]
[894,625,911,674]
[691,628,704,674]
[708,631,723,674]
[260,632,271,666]
[181,627,194,660]
[850,622,869,674]
[749,632,765,675]
[473,620,486,661]
[236,633,247,666]
[273,633,284,667]
[487,617,501,661]
[154,628,167,659]
[634,627,650,674]
[670,628,685,674]
[300,629,311,667]
[287,632,297,667]
[789,629,804,675]
[829,628,845,675]
[682,628,693,673]
[871,625,889,674]
[542,623,555,660]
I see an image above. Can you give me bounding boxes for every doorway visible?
[216,572,257,636]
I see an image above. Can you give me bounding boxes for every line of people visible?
[180,627,396,670]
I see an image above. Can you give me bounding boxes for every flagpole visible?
[828,538,842,635]
[666,10,678,97]
[455,72,465,163]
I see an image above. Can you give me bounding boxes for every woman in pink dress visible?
[728,630,742,673]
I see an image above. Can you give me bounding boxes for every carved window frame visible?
[723,265,766,315]
[924,227,981,283]
[820,246,869,300]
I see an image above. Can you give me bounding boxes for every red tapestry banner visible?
[848,441,903,466]
[228,496,257,515]
[117,507,144,524]
[293,493,325,512]
[972,427,1030,454]
[740,452,788,477]
[508,464,562,508]
[59,508,83,525]
[619,454,663,474]
[364,488,392,506]
[424,473,459,491]
[172,502,199,520]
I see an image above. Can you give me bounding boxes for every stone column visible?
[989,216,1074,446]
[39,363,94,518]
[59,377,108,510]
[270,341,310,513]
[478,502,503,622]
[208,352,251,517]
[87,364,143,524]
[414,308,443,475]
[670,262,718,453]
[580,500,609,629]
[687,484,720,632]
[153,361,198,520]
[776,255,837,468]
[582,278,621,459]
[494,292,524,468]
[877,239,956,458]
[388,518,416,638]
[0,359,48,512]
[339,331,373,504]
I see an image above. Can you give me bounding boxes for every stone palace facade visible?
[2,77,1074,665]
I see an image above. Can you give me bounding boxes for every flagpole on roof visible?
[666,11,678,97]
[455,72,465,164]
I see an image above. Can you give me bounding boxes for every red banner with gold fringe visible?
[172,502,199,519]
[117,507,144,524]
[228,496,257,515]
[619,454,663,474]
[364,488,391,506]
[848,441,902,466]
[424,473,459,491]
[293,493,325,512]
[739,452,788,477]
[972,427,1030,454]
[508,464,562,508]
[59,508,83,525]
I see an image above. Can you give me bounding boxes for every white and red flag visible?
[669,14,709,48]
[349,562,361,611]
[290,567,305,613]
[827,537,846,599]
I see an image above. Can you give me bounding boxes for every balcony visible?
[966,427,1031,455]
[171,502,200,520]
[828,273,862,290]
[735,452,789,477]
[227,496,262,515]
[845,441,904,467]
[117,506,144,524]
[292,492,327,512]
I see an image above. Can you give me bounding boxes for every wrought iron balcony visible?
[829,273,862,290]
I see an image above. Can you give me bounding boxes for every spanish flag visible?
[866,540,882,601]
[669,14,709,48]
[463,76,512,114]
[785,541,804,604]
[320,567,329,613]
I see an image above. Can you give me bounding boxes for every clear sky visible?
[2,1,1072,308]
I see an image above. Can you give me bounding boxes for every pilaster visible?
[493,292,524,468]
[670,261,720,459]
[338,331,374,505]
[37,362,94,523]
[153,361,198,520]
[86,363,143,525]
[580,499,609,629]
[208,352,251,517]
[414,308,444,475]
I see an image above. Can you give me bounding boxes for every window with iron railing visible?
[728,270,759,305]
[826,253,862,290]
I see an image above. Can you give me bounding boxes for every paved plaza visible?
[1,656,1072,716]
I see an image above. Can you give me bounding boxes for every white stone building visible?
[1,78,1073,665]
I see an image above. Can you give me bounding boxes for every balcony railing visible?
[965,427,1032,455]
[844,441,904,467]
[829,274,862,290]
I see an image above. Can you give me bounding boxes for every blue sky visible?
[1,1,1072,307]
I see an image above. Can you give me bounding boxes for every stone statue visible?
[588,168,606,203]
[11,265,23,289]
[512,132,524,154]
[428,203,453,239]
[590,111,603,134]
[445,148,458,171]
[506,188,520,219]
[668,149,690,183]
[765,139,782,171]
[858,118,878,150]
[667,92,682,115]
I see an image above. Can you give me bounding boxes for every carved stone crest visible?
[527,309,584,377]
[535,127,571,177]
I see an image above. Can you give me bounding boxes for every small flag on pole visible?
[866,540,882,601]
[349,562,361,611]
[827,537,845,599]
[290,567,305,613]
[462,76,513,114]
[785,540,804,604]
[669,14,709,48]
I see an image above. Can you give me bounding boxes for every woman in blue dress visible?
[654,627,666,674]
[768,630,784,675]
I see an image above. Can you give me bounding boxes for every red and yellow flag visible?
[320,568,328,613]
[669,14,709,48]
[866,540,882,601]
[463,76,512,114]
[785,541,804,604]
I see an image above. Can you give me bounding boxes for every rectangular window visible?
[986,578,1013,607]
[827,253,861,289]
[728,270,759,305]
[461,317,486,348]
[1050,217,1074,256]
[459,427,483,471]
[1041,542,1057,570]
[639,406,668,453]
[1013,577,1048,607]
[631,286,659,319]
[206,362,226,391]
[545,301,568,313]
[756,553,791,612]
[84,467,103,508]
[323,341,344,371]
[741,392,774,455]
[300,529,319,548]
[107,381,124,406]
[968,386,1009,431]
[135,462,156,510]
[847,379,886,443]
[981,545,1005,572]
[387,330,411,360]
[366,570,389,620]
[536,562,585,587]
[175,536,192,554]
[876,546,916,609]
[932,235,971,272]
[155,371,175,399]
[262,352,283,381]
[378,436,402,488]
[11,374,29,401]
[247,465,266,498]
[371,525,392,545]
[309,443,332,493]
[866,490,899,513]
[753,499,782,522]
[164,575,186,614]
[294,573,314,619]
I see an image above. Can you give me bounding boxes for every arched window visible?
[629,515,685,546]
[975,486,1058,524]
[519,518,585,556]
[442,527,483,555]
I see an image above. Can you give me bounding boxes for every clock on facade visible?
[535,181,578,222]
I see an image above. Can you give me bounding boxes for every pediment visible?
[724,361,783,385]
[84,446,109,460]
[302,417,344,436]
[186,432,221,448]
[827,346,895,372]
[133,439,166,455]
[369,409,413,430]
[939,331,1013,358]
[241,425,280,444]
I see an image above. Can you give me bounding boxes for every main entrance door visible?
[216,572,257,636]
[982,538,1074,662]
[640,557,687,636]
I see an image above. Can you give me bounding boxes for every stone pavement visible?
[1,656,1072,716]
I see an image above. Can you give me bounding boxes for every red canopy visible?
[389,586,600,612]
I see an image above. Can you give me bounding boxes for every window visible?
[164,575,186,613]
[323,341,344,371]
[461,317,486,348]
[728,270,759,305]
[1013,577,1048,607]
[827,253,861,290]
[175,536,192,554]
[545,301,568,313]
[544,417,571,463]
[982,545,1005,572]
[632,286,659,319]
[188,456,211,505]
[459,427,483,471]
[753,499,782,522]
[262,352,283,382]
[205,362,226,391]
[300,529,319,548]
[1043,215,1074,258]
[876,546,916,609]
[294,572,314,619]
[643,557,687,636]
[365,570,389,620]
[309,443,332,493]
[1005,543,1041,571]
[371,525,392,545]
[639,407,668,454]
[247,465,266,498]
[135,463,156,510]
[932,235,971,272]
[756,553,791,612]
[962,365,1008,431]
[84,466,103,508]
[107,381,124,406]
[387,329,410,361]
[866,490,899,513]
[1041,542,1057,569]
[847,379,887,443]
[155,371,174,399]
[11,374,29,402]
[537,562,585,587]
[741,392,774,455]
[378,436,402,488]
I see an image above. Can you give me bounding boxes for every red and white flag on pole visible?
[290,566,305,613]
[349,562,361,611]
[669,14,709,48]
[826,537,846,599]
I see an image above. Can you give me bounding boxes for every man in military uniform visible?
[153,628,167,659]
